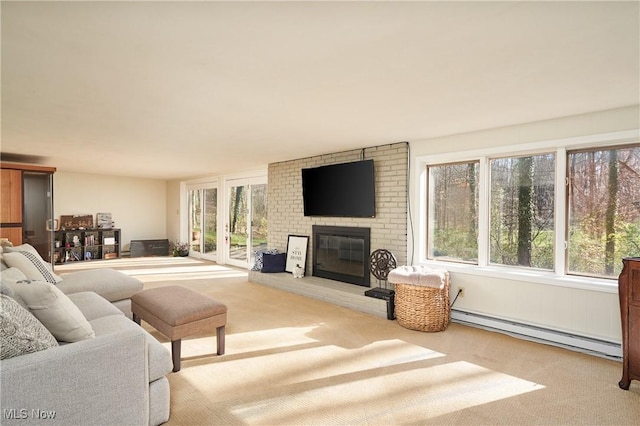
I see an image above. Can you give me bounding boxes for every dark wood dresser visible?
[618,257,640,390]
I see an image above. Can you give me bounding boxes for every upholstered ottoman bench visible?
[131,285,227,372]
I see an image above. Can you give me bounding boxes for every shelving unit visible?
[53,228,121,264]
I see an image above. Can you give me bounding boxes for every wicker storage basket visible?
[394,273,450,332]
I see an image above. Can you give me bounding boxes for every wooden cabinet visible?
[53,228,121,264]
[0,227,24,245]
[618,257,640,390]
[1,163,55,260]
[1,169,23,225]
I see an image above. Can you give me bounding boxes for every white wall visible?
[410,106,640,158]
[54,172,167,251]
[409,105,640,344]
[165,179,183,245]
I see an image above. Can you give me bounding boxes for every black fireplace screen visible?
[312,225,371,286]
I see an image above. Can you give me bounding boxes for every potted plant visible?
[172,242,190,257]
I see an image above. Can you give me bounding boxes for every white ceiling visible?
[2,1,638,180]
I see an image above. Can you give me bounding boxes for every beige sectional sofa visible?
[0,244,172,425]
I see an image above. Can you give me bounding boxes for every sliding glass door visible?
[187,184,218,260]
[225,177,267,268]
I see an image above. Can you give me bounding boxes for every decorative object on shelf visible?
[285,235,308,275]
[96,212,113,229]
[46,219,59,231]
[172,242,190,257]
[60,215,93,230]
[369,249,397,283]
[293,264,304,278]
[364,249,398,320]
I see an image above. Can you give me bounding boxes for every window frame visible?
[415,130,638,294]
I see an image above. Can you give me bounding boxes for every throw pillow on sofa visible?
[1,294,59,359]
[1,267,30,309]
[2,248,62,284]
[261,252,286,273]
[11,280,95,342]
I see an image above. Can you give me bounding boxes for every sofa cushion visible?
[67,291,124,321]
[90,315,173,382]
[4,243,47,257]
[0,245,6,271]
[11,280,95,343]
[3,250,62,284]
[1,294,59,359]
[1,267,30,309]
[56,269,143,302]
[0,281,15,298]
[0,266,28,282]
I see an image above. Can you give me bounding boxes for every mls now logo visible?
[3,409,28,419]
[3,408,56,420]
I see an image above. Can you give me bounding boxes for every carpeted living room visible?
[53,257,640,425]
[1,1,639,425]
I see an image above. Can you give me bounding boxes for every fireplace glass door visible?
[312,226,371,286]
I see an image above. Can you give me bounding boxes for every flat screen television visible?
[302,159,375,217]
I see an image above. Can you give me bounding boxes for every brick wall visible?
[267,142,408,282]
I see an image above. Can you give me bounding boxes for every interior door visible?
[22,171,54,263]
[225,177,267,268]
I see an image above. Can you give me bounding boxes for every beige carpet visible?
[59,258,640,425]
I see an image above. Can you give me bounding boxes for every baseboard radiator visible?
[451,309,622,360]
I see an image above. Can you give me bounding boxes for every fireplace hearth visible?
[312,225,371,286]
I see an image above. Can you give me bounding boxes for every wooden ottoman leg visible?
[171,340,182,372]
[216,325,225,355]
[133,313,141,325]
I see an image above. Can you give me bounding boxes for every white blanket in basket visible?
[388,265,448,289]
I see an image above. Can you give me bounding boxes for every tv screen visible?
[302,159,375,217]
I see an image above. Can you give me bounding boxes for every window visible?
[567,146,640,278]
[422,134,639,281]
[489,154,555,270]
[427,162,479,263]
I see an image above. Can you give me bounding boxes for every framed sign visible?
[285,235,309,274]
[60,215,93,230]
[96,212,113,229]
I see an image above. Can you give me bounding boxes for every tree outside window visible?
[489,153,555,270]
[427,162,479,262]
[568,146,640,277]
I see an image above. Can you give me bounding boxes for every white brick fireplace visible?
[249,142,408,317]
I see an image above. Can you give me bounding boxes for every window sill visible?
[419,260,619,294]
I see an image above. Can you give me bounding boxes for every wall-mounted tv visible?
[302,159,375,217]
